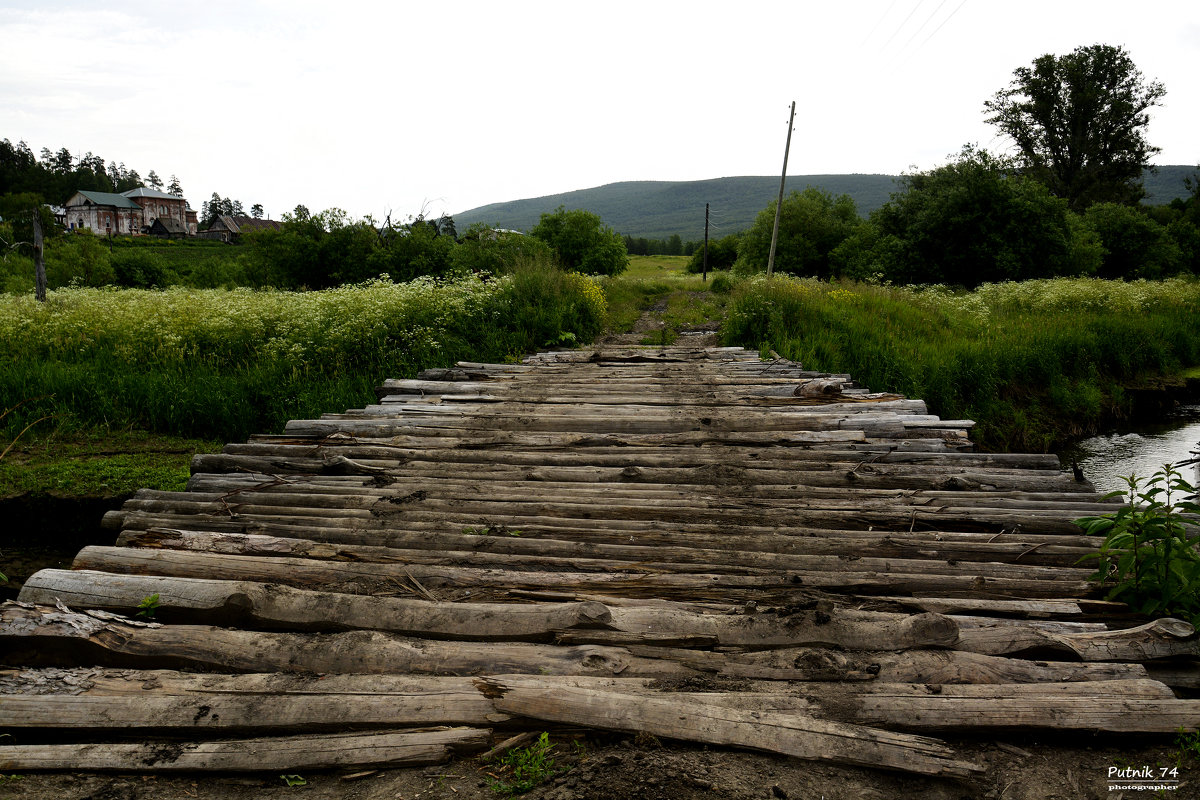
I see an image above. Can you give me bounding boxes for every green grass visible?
[723,276,1200,451]
[624,254,691,277]
[0,267,606,444]
[603,256,729,337]
[0,429,221,497]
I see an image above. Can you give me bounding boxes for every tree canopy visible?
[530,206,628,276]
[734,187,860,279]
[984,44,1165,210]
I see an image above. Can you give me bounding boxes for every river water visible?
[1065,405,1200,494]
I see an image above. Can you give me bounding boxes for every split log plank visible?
[478,676,981,778]
[0,728,491,772]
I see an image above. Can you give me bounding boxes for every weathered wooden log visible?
[221,439,1066,471]
[172,474,1108,513]
[19,570,613,640]
[0,727,491,771]
[116,526,1098,576]
[191,454,1092,495]
[68,546,1097,601]
[0,602,688,677]
[477,676,982,778]
[955,617,1199,661]
[0,670,508,730]
[111,491,1093,537]
[109,527,1096,584]
[630,645,1151,684]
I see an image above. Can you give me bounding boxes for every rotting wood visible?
[476,676,982,778]
[65,546,1096,601]
[19,570,613,640]
[0,727,491,772]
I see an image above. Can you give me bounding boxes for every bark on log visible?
[477,676,982,778]
[67,546,1096,602]
[19,570,613,640]
[0,728,491,771]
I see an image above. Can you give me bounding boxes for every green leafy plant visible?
[1075,464,1200,624]
[135,593,160,619]
[492,732,559,795]
[1175,727,1200,766]
[280,774,307,787]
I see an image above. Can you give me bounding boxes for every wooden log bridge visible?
[4,345,1199,781]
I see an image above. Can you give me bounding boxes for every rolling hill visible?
[453,166,1198,241]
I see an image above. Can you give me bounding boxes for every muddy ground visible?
[1,732,1195,800]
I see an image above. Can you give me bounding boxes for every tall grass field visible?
[0,268,605,442]
[723,276,1200,451]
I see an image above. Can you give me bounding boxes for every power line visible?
[917,0,967,49]
[897,0,947,55]
[862,0,899,45]
[880,0,925,50]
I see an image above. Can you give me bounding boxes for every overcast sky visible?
[2,1,1198,222]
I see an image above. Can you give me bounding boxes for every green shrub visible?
[709,273,734,294]
[685,233,741,274]
[1084,202,1183,279]
[110,249,167,288]
[734,187,860,279]
[530,206,628,276]
[865,147,1082,287]
[452,224,556,275]
[1076,464,1200,625]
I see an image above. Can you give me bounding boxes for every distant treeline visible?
[685,149,1200,286]
[621,234,704,257]
[0,138,183,203]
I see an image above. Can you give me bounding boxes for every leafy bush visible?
[864,147,1084,287]
[452,224,556,275]
[734,187,860,279]
[1084,202,1183,279]
[530,206,628,276]
[685,233,741,274]
[110,249,167,288]
[709,273,734,294]
[1076,464,1200,625]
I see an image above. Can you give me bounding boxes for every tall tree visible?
[146,170,163,190]
[250,203,264,219]
[168,174,183,196]
[984,44,1165,209]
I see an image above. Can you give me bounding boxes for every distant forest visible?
[0,138,183,203]
[456,168,1200,241]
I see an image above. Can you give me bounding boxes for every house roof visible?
[210,215,240,233]
[123,186,185,201]
[234,216,281,232]
[150,218,189,234]
[210,215,282,234]
[69,190,142,210]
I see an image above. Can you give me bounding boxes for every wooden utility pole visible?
[33,208,46,303]
[766,101,796,278]
[702,203,709,282]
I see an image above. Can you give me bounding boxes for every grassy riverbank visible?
[723,276,1200,451]
[0,267,605,445]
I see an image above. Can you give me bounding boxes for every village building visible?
[63,190,143,235]
[63,187,197,236]
[122,186,195,234]
[197,214,282,243]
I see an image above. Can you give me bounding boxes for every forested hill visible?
[454,167,1198,240]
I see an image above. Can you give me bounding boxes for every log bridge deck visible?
[3,345,1198,779]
